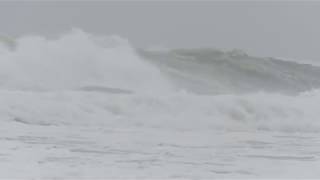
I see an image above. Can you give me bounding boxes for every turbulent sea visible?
[1,29,320,178]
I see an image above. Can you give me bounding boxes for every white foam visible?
[0,89,319,132]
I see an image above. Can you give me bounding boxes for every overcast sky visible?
[0,1,320,62]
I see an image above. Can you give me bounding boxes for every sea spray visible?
[0,29,172,93]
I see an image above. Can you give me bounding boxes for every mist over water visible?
[1,0,320,177]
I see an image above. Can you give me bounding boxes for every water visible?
[1,29,320,178]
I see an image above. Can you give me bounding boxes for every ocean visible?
[0,29,320,178]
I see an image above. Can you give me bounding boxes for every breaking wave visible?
[1,29,320,132]
[139,48,320,95]
[1,90,320,132]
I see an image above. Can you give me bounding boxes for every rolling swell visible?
[138,48,320,95]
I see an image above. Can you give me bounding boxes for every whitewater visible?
[1,29,320,178]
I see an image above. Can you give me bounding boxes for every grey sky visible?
[0,1,320,61]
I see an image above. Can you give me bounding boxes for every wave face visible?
[1,30,320,132]
[138,49,320,95]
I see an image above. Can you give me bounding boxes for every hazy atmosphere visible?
[1,1,320,179]
[1,1,320,62]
